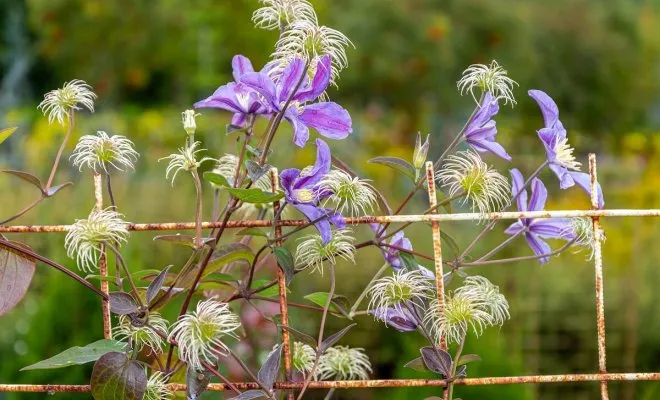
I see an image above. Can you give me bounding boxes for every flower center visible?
[235,91,251,110]
[294,188,315,203]
[554,137,581,170]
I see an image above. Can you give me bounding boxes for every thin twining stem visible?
[228,348,276,399]
[476,229,523,262]
[104,242,144,307]
[378,242,435,261]
[0,197,44,225]
[46,112,75,190]
[0,237,107,299]
[297,262,336,400]
[447,330,467,400]
[105,174,122,287]
[457,161,549,260]
[459,238,577,267]
[348,262,389,318]
[191,169,204,249]
[200,361,242,395]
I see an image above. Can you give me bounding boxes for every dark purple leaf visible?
[246,160,271,183]
[0,170,44,192]
[320,323,357,352]
[45,182,73,197]
[108,292,139,315]
[456,364,467,377]
[258,344,282,390]
[0,241,35,316]
[146,265,171,304]
[403,357,428,372]
[232,390,267,400]
[456,354,481,366]
[90,352,147,400]
[280,326,316,347]
[420,347,452,377]
[368,157,416,181]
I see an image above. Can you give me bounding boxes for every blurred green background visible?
[2,0,660,399]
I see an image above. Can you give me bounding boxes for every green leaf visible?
[203,243,254,277]
[235,228,268,238]
[227,187,284,204]
[368,156,416,181]
[226,124,246,135]
[0,241,35,317]
[130,269,164,282]
[91,352,147,400]
[85,274,120,284]
[251,279,282,297]
[1,170,44,192]
[203,171,231,187]
[440,231,459,257]
[245,160,271,183]
[398,251,419,272]
[320,323,356,351]
[456,354,482,366]
[303,292,347,316]
[273,247,294,286]
[280,326,316,347]
[404,356,429,372]
[21,340,126,371]
[0,127,17,145]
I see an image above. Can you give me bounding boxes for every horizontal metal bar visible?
[2,372,659,392]
[1,209,659,233]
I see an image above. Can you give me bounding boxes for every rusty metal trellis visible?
[1,154,660,398]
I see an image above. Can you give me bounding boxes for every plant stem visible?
[46,112,75,190]
[475,230,522,261]
[0,237,107,299]
[191,169,204,249]
[447,330,467,400]
[200,361,242,395]
[323,388,336,400]
[348,262,389,318]
[0,197,44,225]
[297,262,336,400]
[105,174,122,287]
[105,242,144,306]
[459,238,577,267]
[228,348,276,399]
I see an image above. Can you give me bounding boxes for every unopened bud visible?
[413,132,430,170]
[182,109,200,135]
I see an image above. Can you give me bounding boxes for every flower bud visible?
[182,109,199,135]
[413,132,430,170]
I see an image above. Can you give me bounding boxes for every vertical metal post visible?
[588,154,608,400]
[93,173,111,339]
[271,168,293,399]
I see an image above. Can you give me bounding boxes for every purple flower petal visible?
[232,55,254,81]
[524,232,552,264]
[529,219,572,239]
[568,171,605,209]
[241,72,278,108]
[504,221,525,236]
[295,55,332,103]
[280,168,301,199]
[278,58,307,103]
[370,306,418,332]
[549,163,575,190]
[299,102,352,140]
[285,107,310,147]
[469,137,512,161]
[194,83,244,113]
[527,178,547,212]
[294,139,331,189]
[529,89,559,129]
[509,168,527,212]
[327,210,346,229]
[231,113,247,127]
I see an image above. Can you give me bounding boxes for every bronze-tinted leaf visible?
[0,241,36,317]
[90,352,147,400]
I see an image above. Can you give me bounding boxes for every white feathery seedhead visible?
[436,150,510,217]
[211,154,271,190]
[113,312,168,354]
[318,169,377,217]
[144,371,173,400]
[367,270,435,316]
[457,60,518,106]
[64,208,129,272]
[159,141,215,185]
[70,131,139,174]
[291,341,316,376]
[252,0,317,31]
[271,20,354,86]
[424,275,510,344]
[37,79,96,125]
[318,346,372,380]
[566,217,605,260]
[168,299,241,371]
[295,228,356,274]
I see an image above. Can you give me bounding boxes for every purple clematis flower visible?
[528,89,604,208]
[280,139,345,243]
[241,55,352,147]
[464,92,512,161]
[369,224,434,278]
[505,169,574,264]
[194,55,270,127]
[370,305,418,332]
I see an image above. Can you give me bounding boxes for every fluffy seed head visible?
[168,299,241,371]
[457,61,518,106]
[113,312,168,354]
[159,141,216,185]
[271,20,354,86]
[144,371,173,400]
[71,131,139,174]
[211,154,271,190]
[295,229,356,274]
[253,0,317,30]
[554,137,581,170]
[291,341,316,375]
[318,169,377,217]
[436,151,510,217]
[367,270,435,315]
[64,208,129,272]
[565,217,605,260]
[38,79,96,125]
[318,346,372,380]
[182,109,200,135]
[424,275,509,344]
